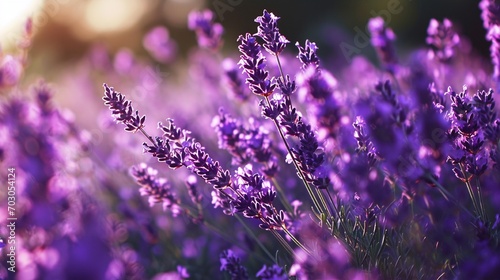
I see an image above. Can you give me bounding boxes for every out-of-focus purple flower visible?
[473,88,500,142]
[296,40,320,71]
[289,220,372,280]
[143,26,177,64]
[0,55,23,87]
[254,10,290,55]
[220,249,249,280]
[177,265,190,279]
[256,264,287,280]
[296,65,337,101]
[130,163,180,213]
[480,0,500,29]
[113,48,135,75]
[222,58,250,101]
[353,116,379,166]
[426,18,460,63]
[238,33,276,96]
[212,110,279,176]
[188,10,224,50]
[368,17,398,73]
[486,25,500,81]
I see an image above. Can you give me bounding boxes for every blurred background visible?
[0,0,490,72]
[1,0,491,169]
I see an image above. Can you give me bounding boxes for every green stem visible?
[282,227,311,255]
[234,215,277,263]
[264,96,324,216]
[271,177,295,216]
[459,164,480,219]
[271,230,295,257]
[475,177,488,223]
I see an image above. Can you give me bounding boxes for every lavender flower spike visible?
[254,9,290,55]
[130,163,180,213]
[102,83,145,132]
[487,25,500,82]
[480,0,500,29]
[368,16,398,73]
[220,250,249,280]
[237,33,276,96]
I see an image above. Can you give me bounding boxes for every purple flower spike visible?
[143,26,177,63]
[480,0,500,29]
[254,10,290,55]
[426,18,460,63]
[102,83,145,132]
[296,40,320,70]
[222,58,250,101]
[220,250,249,280]
[0,55,23,87]
[130,163,180,213]
[368,17,398,73]
[487,25,500,81]
[188,9,224,50]
[238,33,276,96]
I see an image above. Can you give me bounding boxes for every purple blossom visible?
[256,264,287,280]
[220,249,249,280]
[486,25,500,81]
[143,26,177,63]
[353,116,379,166]
[480,0,500,29]
[212,109,279,176]
[222,58,250,101]
[368,17,398,73]
[0,55,23,87]
[426,18,460,62]
[296,40,320,71]
[238,33,276,96]
[130,163,180,213]
[102,83,146,132]
[188,9,224,50]
[296,65,337,101]
[254,10,290,55]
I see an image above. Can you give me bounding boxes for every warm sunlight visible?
[0,0,42,47]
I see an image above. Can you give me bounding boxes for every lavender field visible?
[1,1,500,279]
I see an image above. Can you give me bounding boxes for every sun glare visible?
[0,0,42,47]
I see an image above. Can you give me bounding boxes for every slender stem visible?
[264,96,324,215]
[271,177,295,216]
[282,227,311,255]
[271,229,295,257]
[459,164,480,219]
[234,215,277,263]
[315,188,333,218]
[138,127,155,145]
[475,177,488,223]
